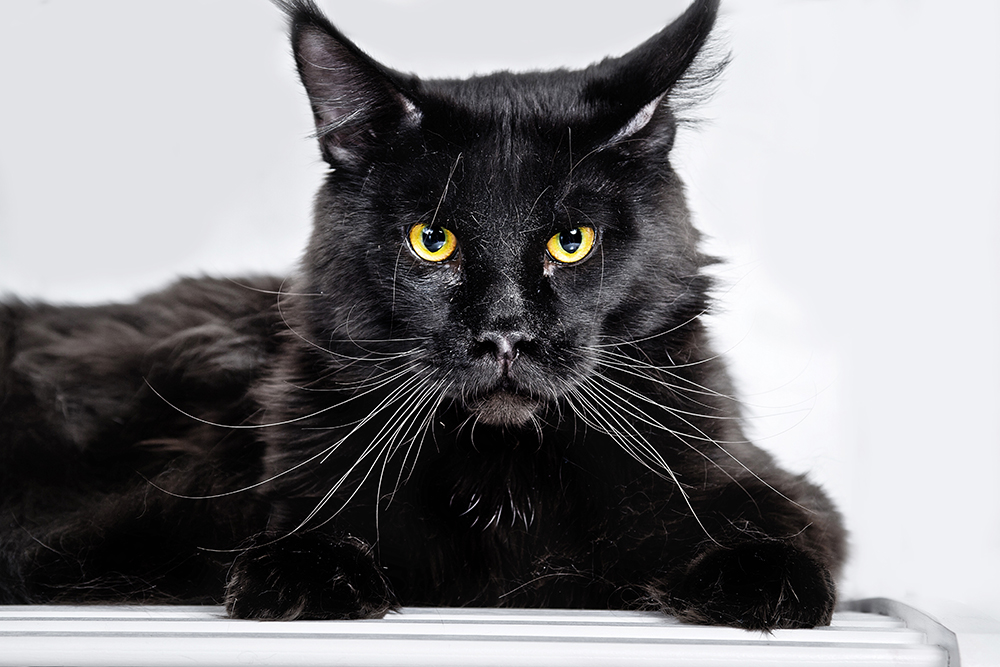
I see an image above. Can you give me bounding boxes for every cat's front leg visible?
[225,532,397,620]
[664,540,836,631]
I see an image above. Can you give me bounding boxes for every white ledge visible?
[0,601,992,667]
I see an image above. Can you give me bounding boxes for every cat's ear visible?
[277,0,420,166]
[584,0,721,146]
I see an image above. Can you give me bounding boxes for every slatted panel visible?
[0,606,948,667]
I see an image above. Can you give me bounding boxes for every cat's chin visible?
[466,391,542,427]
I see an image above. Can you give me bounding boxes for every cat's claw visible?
[225,532,397,620]
[669,541,836,631]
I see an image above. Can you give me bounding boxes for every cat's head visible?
[279,0,720,429]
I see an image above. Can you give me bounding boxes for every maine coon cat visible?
[0,0,846,630]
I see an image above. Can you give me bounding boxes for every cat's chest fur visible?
[380,446,613,606]
[317,410,682,607]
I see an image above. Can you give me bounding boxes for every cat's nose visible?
[474,331,532,370]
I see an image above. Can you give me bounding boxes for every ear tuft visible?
[274,0,420,165]
[584,0,724,145]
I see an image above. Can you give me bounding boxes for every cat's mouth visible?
[465,389,543,427]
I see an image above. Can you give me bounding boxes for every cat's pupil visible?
[422,226,447,252]
[559,229,583,254]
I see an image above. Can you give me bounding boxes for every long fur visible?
[0,0,846,630]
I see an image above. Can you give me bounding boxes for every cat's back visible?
[0,275,285,491]
[0,277,287,604]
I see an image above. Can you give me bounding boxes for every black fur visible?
[0,0,846,630]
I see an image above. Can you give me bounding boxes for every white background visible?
[1,1,998,620]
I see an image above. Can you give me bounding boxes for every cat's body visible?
[0,0,846,629]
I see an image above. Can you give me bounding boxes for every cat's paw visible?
[670,541,835,631]
[225,532,397,620]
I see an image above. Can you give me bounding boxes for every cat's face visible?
[284,1,718,428]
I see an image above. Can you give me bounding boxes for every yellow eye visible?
[408,223,457,262]
[546,226,596,264]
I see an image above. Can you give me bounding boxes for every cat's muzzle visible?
[464,331,544,426]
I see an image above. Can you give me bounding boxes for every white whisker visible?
[144,359,422,431]
[567,380,720,546]
[587,368,812,515]
[297,371,443,533]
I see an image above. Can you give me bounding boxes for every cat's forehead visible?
[420,69,594,143]
[382,71,632,236]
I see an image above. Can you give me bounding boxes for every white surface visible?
[848,598,1000,667]
[0,0,998,622]
[0,606,950,667]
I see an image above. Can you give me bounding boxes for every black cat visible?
[0,0,846,630]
